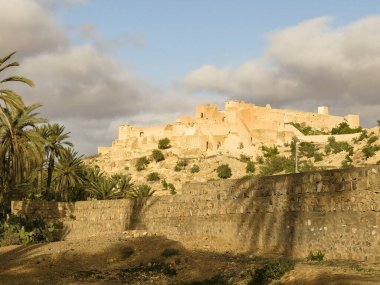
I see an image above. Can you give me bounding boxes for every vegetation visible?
[261,145,279,158]
[331,121,361,135]
[290,122,328,135]
[147,172,160,182]
[362,144,380,159]
[246,161,255,173]
[216,164,232,179]
[307,250,325,262]
[152,149,165,162]
[325,136,353,155]
[249,259,295,285]
[174,159,188,172]
[259,155,295,176]
[128,184,155,198]
[0,214,63,246]
[135,156,150,171]
[158,137,171,149]
[190,164,200,173]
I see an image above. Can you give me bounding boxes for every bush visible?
[355,130,368,142]
[147,172,160,181]
[290,122,328,135]
[313,152,323,162]
[158,138,171,149]
[135,156,149,171]
[128,184,155,198]
[256,155,264,164]
[175,159,188,172]
[307,250,325,262]
[152,149,165,162]
[331,122,362,135]
[299,142,317,158]
[246,161,255,173]
[0,214,63,246]
[216,164,232,179]
[368,135,378,145]
[259,156,295,176]
[362,144,380,159]
[190,164,200,173]
[240,154,251,163]
[261,145,279,158]
[161,247,179,257]
[325,136,354,155]
[249,259,295,285]
[168,183,176,195]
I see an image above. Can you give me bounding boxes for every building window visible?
[139,132,144,137]
[201,112,204,118]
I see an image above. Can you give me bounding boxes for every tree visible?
[216,164,232,179]
[158,138,171,149]
[53,148,84,201]
[45,124,73,194]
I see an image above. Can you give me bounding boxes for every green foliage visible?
[299,160,316,172]
[147,172,160,182]
[299,142,317,158]
[290,122,328,135]
[128,184,155,198]
[135,156,150,171]
[307,250,325,262]
[158,137,171,149]
[355,130,369,142]
[367,135,378,145]
[313,152,323,162]
[168,183,176,195]
[249,259,295,285]
[331,121,362,135]
[259,156,295,176]
[325,136,354,155]
[256,155,264,164]
[216,164,232,179]
[377,120,380,127]
[0,214,63,246]
[190,164,200,173]
[246,161,255,173]
[261,145,279,158]
[362,144,380,159]
[240,154,251,163]
[152,149,165,162]
[175,159,188,172]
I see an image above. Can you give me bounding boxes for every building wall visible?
[12,166,380,261]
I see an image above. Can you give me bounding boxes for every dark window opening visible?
[201,112,204,118]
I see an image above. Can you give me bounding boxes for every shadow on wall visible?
[128,197,159,230]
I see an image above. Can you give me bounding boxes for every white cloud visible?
[183,16,380,126]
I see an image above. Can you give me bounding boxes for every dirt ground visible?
[1,234,380,285]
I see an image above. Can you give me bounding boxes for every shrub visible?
[190,164,200,173]
[313,152,323,162]
[249,259,295,285]
[325,136,354,155]
[256,155,264,164]
[175,159,188,171]
[362,144,380,159]
[162,179,168,189]
[331,122,362,135]
[158,138,171,149]
[307,250,325,262]
[290,122,328,135]
[299,142,317,158]
[161,248,179,257]
[135,156,149,171]
[261,145,279,158]
[355,130,368,142]
[368,135,378,145]
[240,154,251,163]
[147,172,160,181]
[0,214,63,246]
[299,160,316,172]
[259,156,295,176]
[216,164,232,179]
[128,184,155,198]
[246,161,255,173]
[152,149,165,162]
[168,183,176,195]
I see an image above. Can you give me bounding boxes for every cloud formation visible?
[183,16,380,125]
[0,0,196,154]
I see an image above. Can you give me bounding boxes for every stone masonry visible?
[12,166,380,261]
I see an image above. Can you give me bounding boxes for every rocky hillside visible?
[85,126,380,195]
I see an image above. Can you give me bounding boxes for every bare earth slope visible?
[1,235,380,285]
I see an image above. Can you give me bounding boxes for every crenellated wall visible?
[12,166,380,261]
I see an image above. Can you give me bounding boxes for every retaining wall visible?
[12,166,380,261]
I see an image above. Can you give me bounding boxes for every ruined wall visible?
[12,166,380,261]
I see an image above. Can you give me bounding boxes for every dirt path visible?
[0,234,379,284]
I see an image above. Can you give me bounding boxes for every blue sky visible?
[2,0,380,154]
[57,0,380,83]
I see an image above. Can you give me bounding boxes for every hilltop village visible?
[88,100,379,194]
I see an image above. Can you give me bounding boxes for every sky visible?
[1,0,380,154]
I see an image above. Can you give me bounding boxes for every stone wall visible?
[12,166,380,261]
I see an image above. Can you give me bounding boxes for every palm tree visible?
[45,123,73,194]
[53,148,84,201]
